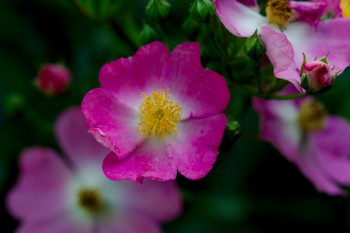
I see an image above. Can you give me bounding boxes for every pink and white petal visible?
[252,97,301,163]
[214,0,268,37]
[285,19,350,75]
[274,65,304,93]
[81,88,144,159]
[296,147,345,195]
[120,179,182,222]
[290,1,326,26]
[312,0,342,17]
[99,41,171,108]
[55,107,110,170]
[6,147,73,222]
[237,0,258,8]
[17,211,93,233]
[102,141,177,183]
[168,42,230,119]
[311,117,350,184]
[97,211,161,233]
[260,26,304,91]
[166,114,227,180]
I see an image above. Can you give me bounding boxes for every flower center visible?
[265,0,294,26]
[298,99,326,132]
[138,89,182,138]
[78,188,103,213]
[341,0,350,18]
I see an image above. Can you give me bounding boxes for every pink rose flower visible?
[301,55,337,94]
[6,107,182,233]
[214,0,350,93]
[81,41,230,183]
[253,86,350,195]
[36,64,71,95]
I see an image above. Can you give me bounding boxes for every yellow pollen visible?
[78,188,103,213]
[298,99,326,132]
[266,0,295,27]
[341,0,350,18]
[138,89,182,138]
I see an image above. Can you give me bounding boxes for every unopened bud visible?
[146,0,171,21]
[190,0,216,23]
[4,93,25,116]
[220,117,242,150]
[36,64,71,95]
[183,16,200,39]
[300,54,337,94]
[140,24,158,45]
[244,30,266,59]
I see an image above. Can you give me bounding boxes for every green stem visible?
[263,93,306,100]
[69,0,96,21]
[235,85,306,100]
[109,21,139,51]
[255,64,263,95]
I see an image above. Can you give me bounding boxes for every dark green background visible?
[1,0,350,232]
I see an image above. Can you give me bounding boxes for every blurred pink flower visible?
[6,107,182,233]
[36,64,71,95]
[253,86,350,195]
[214,0,350,93]
[81,41,230,183]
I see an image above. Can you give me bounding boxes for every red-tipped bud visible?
[36,64,71,95]
[301,54,337,94]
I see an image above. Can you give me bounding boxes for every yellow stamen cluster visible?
[138,89,182,138]
[341,0,350,18]
[78,188,103,213]
[266,0,294,27]
[298,99,326,132]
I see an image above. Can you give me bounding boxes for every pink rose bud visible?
[301,54,337,94]
[36,64,71,95]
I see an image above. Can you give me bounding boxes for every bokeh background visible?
[1,0,350,232]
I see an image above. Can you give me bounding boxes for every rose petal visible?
[99,41,171,109]
[168,42,230,119]
[311,117,350,184]
[55,107,109,170]
[260,26,304,92]
[166,114,227,180]
[290,1,326,26]
[6,148,73,222]
[82,88,144,159]
[97,211,161,233]
[102,141,177,183]
[252,97,301,163]
[296,147,344,195]
[312,0,342,17]
[237,0,258,8]
[214,0,267,37]
[16,211,93,233]
[119,179,182,222]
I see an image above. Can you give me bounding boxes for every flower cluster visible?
[7,108,182,232]
[6,1,350,232]
[215,0,350,93]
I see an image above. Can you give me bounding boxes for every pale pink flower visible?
[36,64,71,95]
[6,107,182,233]
[253,86,350,195]
[214,0,350,93]
[81,41,230,183]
